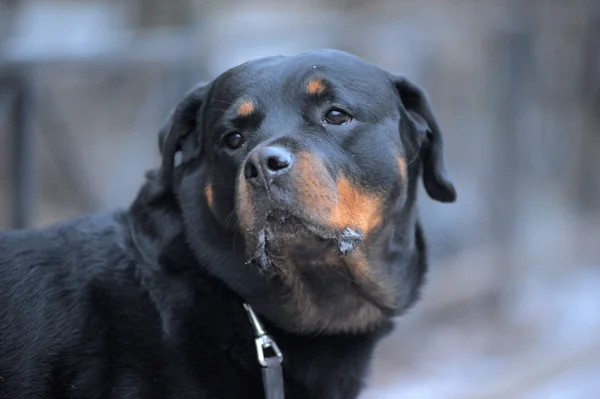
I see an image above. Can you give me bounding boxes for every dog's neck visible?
[125,182,398,398]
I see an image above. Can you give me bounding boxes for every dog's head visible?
[155,49,456,334]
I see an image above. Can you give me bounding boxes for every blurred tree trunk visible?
[575,1,600,215]
[0,0,18,39]
[485,0,533,313]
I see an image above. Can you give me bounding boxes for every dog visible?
[0,49,456,399]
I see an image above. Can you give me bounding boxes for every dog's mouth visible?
[243,208,399,321]
[244,209,364,273]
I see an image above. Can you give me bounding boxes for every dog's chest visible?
[61,263,368,399]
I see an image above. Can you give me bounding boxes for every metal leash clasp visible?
[243,303,283,367]
[243,303,285,399]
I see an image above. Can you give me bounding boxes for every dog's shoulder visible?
[0,210,205,397]
[0,211,141,341]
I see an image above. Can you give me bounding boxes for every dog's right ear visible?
[393,76,457,203]
[158,82,210,193]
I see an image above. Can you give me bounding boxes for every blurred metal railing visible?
[1,5,210,227]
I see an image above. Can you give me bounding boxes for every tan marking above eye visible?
[306,79,326,95]
[237,101,254,117]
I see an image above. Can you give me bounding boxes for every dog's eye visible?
[224,132,244,149]
[324,109,352,126]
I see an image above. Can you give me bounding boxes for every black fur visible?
[0,49,455,399]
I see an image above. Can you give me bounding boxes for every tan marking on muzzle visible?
[293,153,383,236]
[328,176,383,236]
[294,152,338,217]
[236,175,254,230]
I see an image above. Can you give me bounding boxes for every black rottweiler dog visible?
[0,49,456,399]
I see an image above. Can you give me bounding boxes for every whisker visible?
[329,262,363,286]
[405,143,423,168]
[224,209,237,231]
[215,98,235,106]
[208,107,233,113]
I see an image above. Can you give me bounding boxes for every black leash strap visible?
[261,357,285,399]
[243,304,285,399]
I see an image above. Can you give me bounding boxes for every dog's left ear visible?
[158,82,210,192]
[394,76,457,203]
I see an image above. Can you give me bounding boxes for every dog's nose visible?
[244,146,294,186]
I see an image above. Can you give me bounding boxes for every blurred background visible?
[1,0,599,397]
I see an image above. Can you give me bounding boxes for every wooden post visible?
[10,70,37,229]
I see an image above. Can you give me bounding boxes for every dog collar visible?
[243,303,285,399]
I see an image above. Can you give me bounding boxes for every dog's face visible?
[157,50,456,333]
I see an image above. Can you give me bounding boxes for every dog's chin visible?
[244,211,326,273]
[243,209,363,274]
[240,209,401,333]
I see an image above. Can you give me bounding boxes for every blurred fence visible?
[1,0,599,397]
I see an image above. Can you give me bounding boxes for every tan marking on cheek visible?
[345,250,397,311]
[306,79,326,95]
[237,101,254,117]
[280,249,392,333]
[328,176,383,235]
[204,183,214,210]
[280,259,319,326]
[236,176,253,230]
[397,156,407,181]
[346,251,371,281]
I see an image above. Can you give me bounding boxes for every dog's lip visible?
[264,208,337,240]
[244,208,366,272]
[263,209,365,255]
[243,208,336,270]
